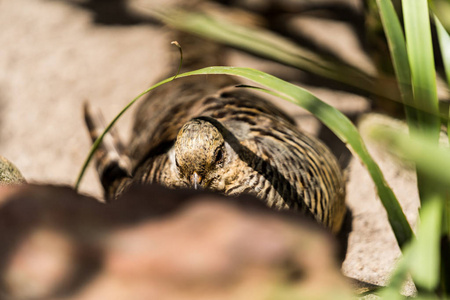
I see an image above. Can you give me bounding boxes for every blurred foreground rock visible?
[0,184,351,300]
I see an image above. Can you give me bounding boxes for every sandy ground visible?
[0,0,419,294]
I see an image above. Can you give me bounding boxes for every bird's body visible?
[85,34,347,233]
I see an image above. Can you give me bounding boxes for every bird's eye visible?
[215,148,224,164]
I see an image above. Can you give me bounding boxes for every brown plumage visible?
[84,33,346,233]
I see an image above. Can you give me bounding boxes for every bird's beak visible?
[190,172,202,190]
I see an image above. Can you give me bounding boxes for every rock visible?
[0,156,25,185]
[0,184,352,299]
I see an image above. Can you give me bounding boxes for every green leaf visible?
[402,0,440,138]
[434,12,450,246]
[434,15,450,88]
[378,1,447,292]
[142,6,385,97]
[369,123,445,290]
[76,66,413,247]
[369,124,450,184]
[411,195,443,290]
[376,0,417,127]
[74,76,175,190]
[433,0,450,33]
[378,241,413,299]
[401,7,445,282]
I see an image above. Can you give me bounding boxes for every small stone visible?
[0,155,26,185]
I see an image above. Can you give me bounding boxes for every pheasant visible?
[84,33,347,233]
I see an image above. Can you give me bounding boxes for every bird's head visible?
[174,117,229,190]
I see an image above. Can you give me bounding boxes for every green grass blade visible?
[376,0,417,126]
[402,0,440,138]
[381,227,442,299]
[402,6,446,291]
[369,123,450,190]
[434,15,450,242]
[144,7,378,94]
[369,123,445,290]
[378,241,413,299]
[401,4,444,290]
[378,1,447,292]
[411,195,443,290]
[74,76,176,191]
[435,15,450,88]
[76,66,413,247]
[433,0,450,33]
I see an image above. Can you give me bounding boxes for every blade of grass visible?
[402,2,444,290]
[368,124,450,184]
[434,15,450,265]
[76,66,413,247]
[434,15,450,88]
[369,123,445,290]
[74,76,176,190]
[376,0,417,127]
[378,241,413,299]
[380,230,443,300]
[377,0,448,292]
[402,0,440,138]
[433,0,450,32]
[131,5,389,97]
[411,195,443,291]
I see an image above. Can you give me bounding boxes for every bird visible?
[84,33,347,234]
